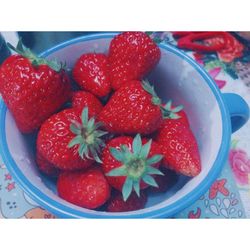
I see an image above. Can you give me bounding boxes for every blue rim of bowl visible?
[0,33,231,218]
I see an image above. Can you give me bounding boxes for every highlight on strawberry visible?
[37,107,107,171]
[57,167,111,209]
[0,39,71,133]
[73,53,111,98]
[108,31,161,90]
[98,79,183,135]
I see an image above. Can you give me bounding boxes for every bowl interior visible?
[2,35,223,217]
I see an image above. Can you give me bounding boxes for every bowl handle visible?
[222,93,250,133]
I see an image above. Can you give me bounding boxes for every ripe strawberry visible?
[72,53,111,97]
[0,40,71,133]
[102,134,163,201]
[98,80,171,135]
[108,32,161,90]
[162,100,190,127]
[36,152,60,177]
[72,91,103,115]
[107,191,147,212]
[57,167,110,209]
[177,110,190,127]
[37,107,107,171]
[156,119,201,177]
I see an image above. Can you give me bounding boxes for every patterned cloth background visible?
[0,32,250,218]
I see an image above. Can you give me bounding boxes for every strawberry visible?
[177,110,190,127]
[72,91,103,115]
[72,53,111,97]
[37,107,107,171]
[148,168,179,193]
[0,40,71,133]
[57,167,110,209]
[107,191,147,212]
[98,80,171,135]
[36,152,60,177]
[108,32,161,90]
[102,134,163,201]
[162,100,190,127]
[156,119,201,177]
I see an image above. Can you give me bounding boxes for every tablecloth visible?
[0,32,250,218]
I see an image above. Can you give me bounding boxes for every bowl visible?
[0,33,249,218]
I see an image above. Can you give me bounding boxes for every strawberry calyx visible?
[161,100,183,119]
[68,107,108,163]
[106,134,164,201]
[142,80,183,119]
[7,39,65,72]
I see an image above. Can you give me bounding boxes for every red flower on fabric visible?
[229,149,250,185]
[205,33,244,63]
[209,179,229,199]
[188,207,201,218]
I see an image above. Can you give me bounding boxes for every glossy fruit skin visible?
[156,119,201,177]
[73,53,111,97]
[57,168,111,209]
[36,152,60,177]
[98,80,163,135]
[176,110,190,127]
[72,91,103,115]
[37,108,93,171]
[0,55,71,133]
[102,136,162,191]
[108,32,161,90]
[107,191,147,212]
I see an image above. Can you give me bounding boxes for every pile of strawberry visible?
[0,32,201,212]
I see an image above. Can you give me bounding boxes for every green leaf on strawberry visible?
[68,107,108,163]
[106,134,164,201]
[7,39,65,72]
[161,100,184,119]
[142,80,183,119]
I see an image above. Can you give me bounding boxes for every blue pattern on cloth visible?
[174,162,245,218]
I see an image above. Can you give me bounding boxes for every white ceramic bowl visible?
[0,33,249,218]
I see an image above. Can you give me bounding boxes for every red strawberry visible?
[72,91,103,115]
[0,41,71,133]
[108,32,161,90]
[156,119,201,177]
[107,191,147,212]
[148,168,179,193]
[37,107,107,171]
[102,134,163,201]
[36,152,60,177]
[72,53,111,97]
[161,100,190,127]
[177,110,190,127]
[98,80,170,135]
[57,167,110,209]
